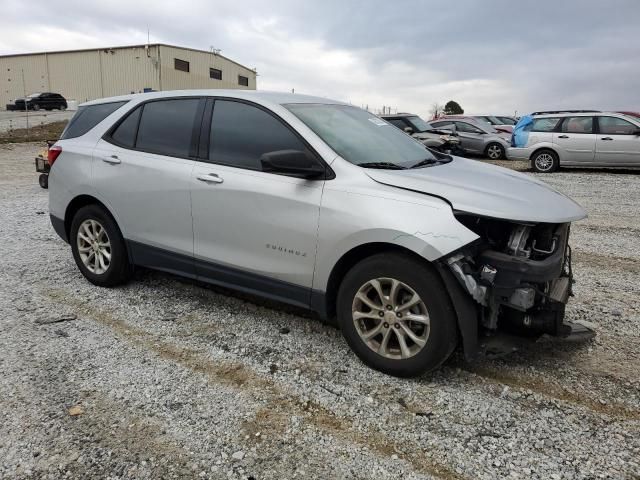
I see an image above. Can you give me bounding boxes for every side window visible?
[61,101,126,139]
[174,58,190,72]
[531,117,561,132]
[110,106,142,148]
[598,116,637,135]
[136,99,200,157]
[455,122,482,133]
[209,100,310,171]
[431,121,452,128]
[561,117,593,134]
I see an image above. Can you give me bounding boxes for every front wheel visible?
[485,142,505,160]
[70,205,131,287]
[33,104,41,111]
[337,253,457,377]
[531,149,559,173]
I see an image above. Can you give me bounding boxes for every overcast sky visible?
[1,0,638,118]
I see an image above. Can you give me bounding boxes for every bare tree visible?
[429,103,443,119]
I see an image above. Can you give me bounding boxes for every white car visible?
[48,90,588,377]
[508,112,640,172]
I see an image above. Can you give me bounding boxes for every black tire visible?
[38,174,48,189]
[485,142,505,160]
[70,204,131,287]
[33,104,41,111]
[337,253,458,377]
[531,149,559,173]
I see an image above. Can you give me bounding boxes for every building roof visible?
[0,43,256,74]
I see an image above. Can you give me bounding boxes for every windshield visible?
[285,104,437,167]
[497,116,517,125]
[27,93,41,98]
[405,115,432,132]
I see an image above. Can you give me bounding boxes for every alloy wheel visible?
[487,144,503,159]
[77,219,112,274]
[352,277,430,360]
[534,153,555,172]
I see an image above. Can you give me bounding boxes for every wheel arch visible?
[319,242,463,319]
[529,146,560,163]
[316,242,479,357]
[64,194,122,243]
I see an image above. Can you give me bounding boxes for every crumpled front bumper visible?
[440,222,594,358]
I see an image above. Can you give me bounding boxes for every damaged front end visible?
[442,213,594,357]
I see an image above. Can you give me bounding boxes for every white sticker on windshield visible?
[368,118,388,126]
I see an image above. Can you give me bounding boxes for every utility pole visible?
[21,68,29,141]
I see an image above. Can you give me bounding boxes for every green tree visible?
[444,100,464,115]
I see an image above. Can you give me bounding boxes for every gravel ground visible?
[1,143,639,480]
[0,111,74,133]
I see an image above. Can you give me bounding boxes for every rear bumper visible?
[50,214,68,243]
[506,146,533,161]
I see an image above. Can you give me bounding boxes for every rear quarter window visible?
[61,101,127,139]
[530,117,561,132]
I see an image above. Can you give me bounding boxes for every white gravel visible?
[1,144,639,479]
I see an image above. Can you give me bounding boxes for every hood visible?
[365,157,587,223]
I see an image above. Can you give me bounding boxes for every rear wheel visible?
[485,142,505,160]
[33,104,41,111]
[337,253,457,377]
[531,149,559,173]
[70,205,131,287]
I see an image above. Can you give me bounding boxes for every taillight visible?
[47,146,62,166]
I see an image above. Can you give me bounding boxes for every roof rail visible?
[531,110,601,115]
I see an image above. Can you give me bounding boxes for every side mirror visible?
[260,150,325,178]
[403,126,414,134]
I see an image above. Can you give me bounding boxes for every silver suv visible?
[48,90,588,377]
[507,112,640,172]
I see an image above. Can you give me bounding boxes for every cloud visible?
[1,0,638,118]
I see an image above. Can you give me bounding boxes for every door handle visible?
[102,155,121,164]
[197,173,224,184]
[557,135,569,139]
[601,137,613,141]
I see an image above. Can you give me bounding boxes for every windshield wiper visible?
[410,153,453,169]
[358,162,407,170]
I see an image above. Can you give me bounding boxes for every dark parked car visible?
[380,113,461,153]
[7,92,67,111]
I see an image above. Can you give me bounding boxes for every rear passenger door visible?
[553,116,596,164]
[190,99,325,307]
[94,97,203,274]
[595,116,640,165]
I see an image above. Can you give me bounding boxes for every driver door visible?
[190,99,326,307]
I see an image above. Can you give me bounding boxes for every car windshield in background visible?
[406,115,432,132]
[286,104,438,168]
[497,116,517,125]
[27,93,41,98]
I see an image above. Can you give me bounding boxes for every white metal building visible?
[0,44,257,109]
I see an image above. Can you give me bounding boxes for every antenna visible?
[147,25,150,45]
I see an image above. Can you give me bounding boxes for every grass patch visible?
[0,120,68,144]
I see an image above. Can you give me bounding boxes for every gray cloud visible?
[1,0,638,118]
